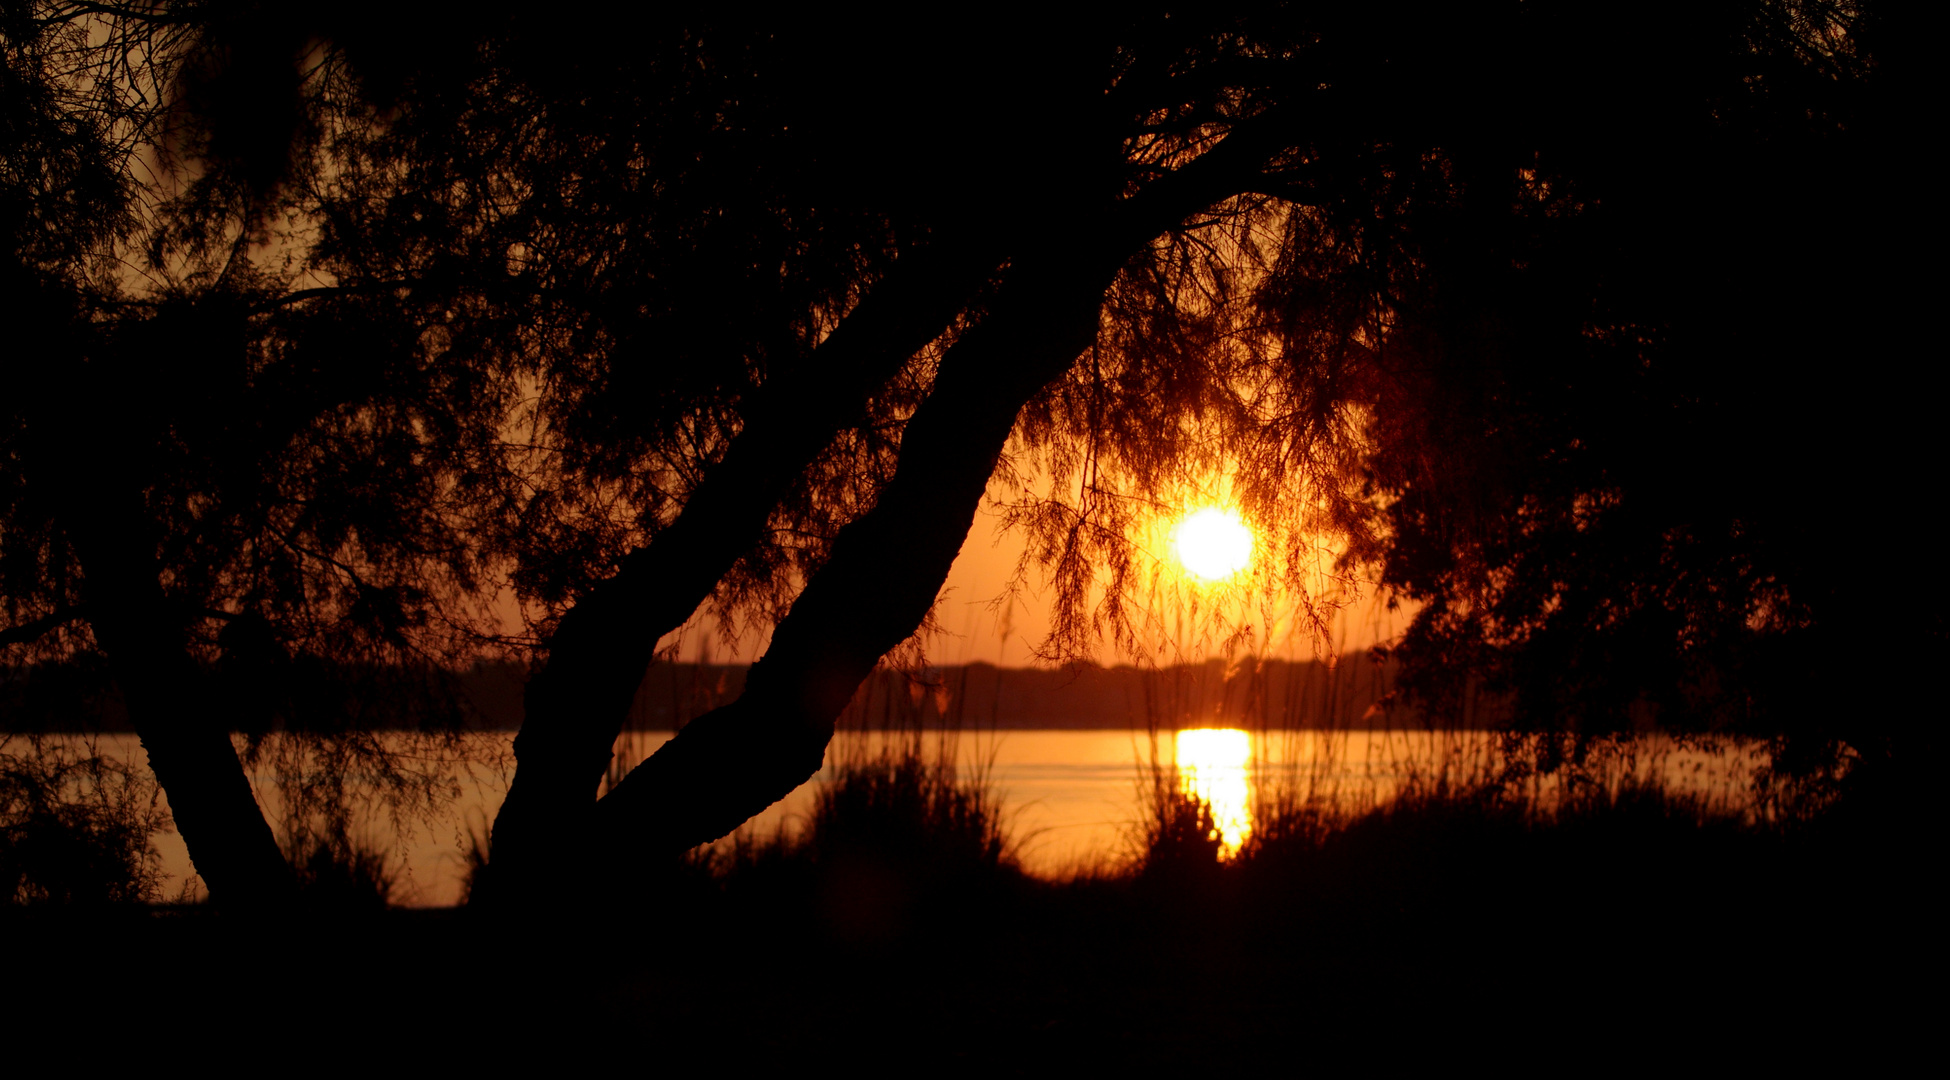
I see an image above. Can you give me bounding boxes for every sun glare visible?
[1174,728,1254,857]
[1172,507,1255,581]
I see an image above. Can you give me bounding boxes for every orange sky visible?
[659,499,1412,667]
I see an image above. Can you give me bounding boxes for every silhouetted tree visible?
[1,1,1919,906]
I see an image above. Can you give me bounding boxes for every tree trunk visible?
[488,232,1005,893]
[489,125,1276,897]
[582,130,1281,866]
[64,500,293,906]
[590,244,1132,862]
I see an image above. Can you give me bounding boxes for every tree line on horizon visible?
[4,652,1407,732]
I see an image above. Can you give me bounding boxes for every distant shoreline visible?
[4,655,1408,734]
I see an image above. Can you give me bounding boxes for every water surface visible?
[26,729,1765,905]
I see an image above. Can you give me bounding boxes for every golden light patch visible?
[1174,727,1254,857]
[1172,507,1255,581]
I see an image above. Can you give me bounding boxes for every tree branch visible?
[0,605,90,649]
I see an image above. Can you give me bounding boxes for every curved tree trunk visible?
[65,499,293,906]
[582,128,1282,867]
[492,124,1276,901]
[488,232,1006,893]
[588,248,1115,862]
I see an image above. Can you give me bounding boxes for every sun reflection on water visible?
[1174,728,1253,857]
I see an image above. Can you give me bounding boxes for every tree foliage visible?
[0,0,1922,902]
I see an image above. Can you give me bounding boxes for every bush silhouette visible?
[0,739,165,906]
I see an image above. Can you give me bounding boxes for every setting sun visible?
[1172,507,1255,581]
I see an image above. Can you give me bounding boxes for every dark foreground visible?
[3,776,1923,1070]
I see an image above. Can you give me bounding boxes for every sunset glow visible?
[1174,727,1254,857]
[1172,507,1255,581]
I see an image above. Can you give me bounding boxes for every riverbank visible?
[4,771,1921,1068]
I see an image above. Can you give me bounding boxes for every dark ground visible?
[3,788,1923,1071]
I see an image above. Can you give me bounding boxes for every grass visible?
[0,723,1917,1069]
[284,828,400,912]
[689,736,1023,944]
[1,651,1918,1064]
[665,719,1897,954]
[2,646,1917,1068]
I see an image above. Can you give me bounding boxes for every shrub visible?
[0,737,166,906]
[284,826,399,911]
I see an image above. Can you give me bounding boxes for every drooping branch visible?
[0,604,89,649]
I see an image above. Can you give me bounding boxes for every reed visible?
[665,667,1025,946]
[283,826,400,911]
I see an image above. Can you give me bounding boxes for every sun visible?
[1172,507,1255,581]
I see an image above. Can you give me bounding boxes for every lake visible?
[27,729,1766,906]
